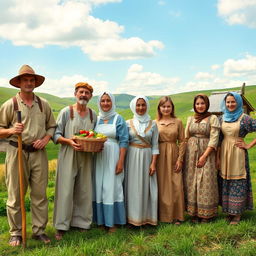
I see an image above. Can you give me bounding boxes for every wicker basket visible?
[73,136,107,152]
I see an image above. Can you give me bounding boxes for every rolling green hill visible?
[1,85,255,122]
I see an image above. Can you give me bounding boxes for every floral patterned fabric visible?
[183,115,220,218]
[219,114,256,214]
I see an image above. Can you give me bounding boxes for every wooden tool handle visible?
[17,111,22,123]
[16,111,26,248]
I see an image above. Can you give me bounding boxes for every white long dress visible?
[93,114,126,227]
[125,119,159,226]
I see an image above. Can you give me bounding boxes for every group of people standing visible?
[0,65,256,247]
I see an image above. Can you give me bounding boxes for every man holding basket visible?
[53,82,97,240]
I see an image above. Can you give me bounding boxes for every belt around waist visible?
[191,135,208,138]
[129,142,151,148]
[9,140,39,153]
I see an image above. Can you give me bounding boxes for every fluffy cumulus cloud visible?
[0,73,109,97]
[115,64,180,95]
[211,64,221,70]
[0,0,163,61]
[183,78,244,93]
[224,54,256,77]
[217,0,256,28]
[184,54,256,92]
[37,74,109,97]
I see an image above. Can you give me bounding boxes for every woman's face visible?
[100,94,112,112]
[159,101,172,117]
[136,98,147,116]
[195,97,206,113]
[225,95,237,112]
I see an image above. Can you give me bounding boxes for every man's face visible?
[19,75,36,93]
[75,87,92,105]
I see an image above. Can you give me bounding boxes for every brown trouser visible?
[5,145,49,236]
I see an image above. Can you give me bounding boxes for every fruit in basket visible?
[75,129,107,139]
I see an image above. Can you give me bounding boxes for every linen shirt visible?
[0,93,56,144]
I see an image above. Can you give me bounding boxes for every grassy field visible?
[0,86,256,255]
[0,136,256,255]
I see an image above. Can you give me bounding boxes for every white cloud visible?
[88,0,122,5]
[0,0,163,61]
[182,78,244,93]
[217,0,256,28]
[182,54,256,93]
[34,75,108,97]
[115,64,180,95]
[223,54,256,77]
[81,38,164,61]
[211,64,221,70]
[195,72,214,80]
[0,72,109,97]
[0,77,9,86]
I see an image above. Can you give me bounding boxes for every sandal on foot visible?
[9,236,22,247]
[174,220,182,225]
[32,233,51,244]
[55,230,66,241]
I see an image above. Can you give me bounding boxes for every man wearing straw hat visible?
[53,82,97,240]
[0,65,56,246]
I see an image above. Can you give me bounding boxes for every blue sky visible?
[0,0,256,97]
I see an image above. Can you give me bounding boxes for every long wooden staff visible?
[17,111,26,248]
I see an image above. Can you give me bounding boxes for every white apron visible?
[93,114,126,227]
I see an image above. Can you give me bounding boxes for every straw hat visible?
[9,65,45,88]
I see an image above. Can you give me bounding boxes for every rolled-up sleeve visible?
[116,115,129,148]
[0,100,13,129]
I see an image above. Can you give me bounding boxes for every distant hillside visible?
[63,94,155,109]
[117,85,256,123]
[1,85,255,122]
[0,87,75,118]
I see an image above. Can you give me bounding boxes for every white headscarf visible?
[98,91,117,120]
[130,95,151,137]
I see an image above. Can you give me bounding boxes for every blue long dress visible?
[93,114,128,227]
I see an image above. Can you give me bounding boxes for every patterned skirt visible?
[219,152,253,215]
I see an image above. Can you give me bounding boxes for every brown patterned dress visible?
[183,115,220,219]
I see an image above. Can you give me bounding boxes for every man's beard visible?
[78,99,88,105]
[78,97,88,105]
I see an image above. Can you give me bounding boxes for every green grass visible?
[0,134,255,255]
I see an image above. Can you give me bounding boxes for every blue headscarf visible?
[221,92,243,122]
